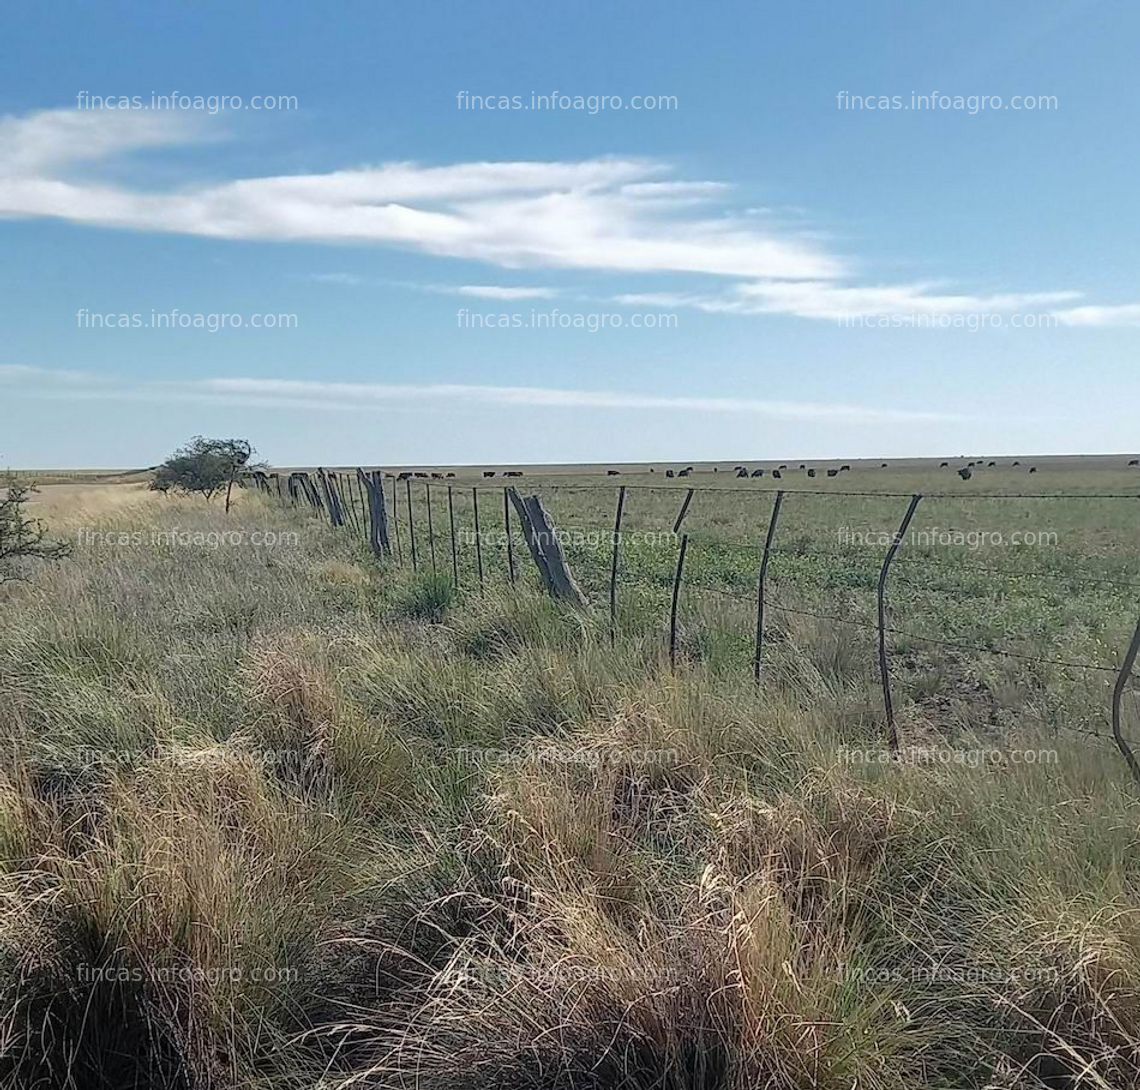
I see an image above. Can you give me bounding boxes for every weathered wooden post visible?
[505,488,587,608]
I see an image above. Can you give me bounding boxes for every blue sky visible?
[1,0,1137,468]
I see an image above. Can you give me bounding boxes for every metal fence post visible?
[669,533,689,671]
[389,476,403,563]
[878,494,923,753]
[672,488,695,535]
[753,490,785,683]
[609,485,627,645]
[406,478,418,572]
[448,486,459,589]
[425,483,437,573]
[472,487,485,590]
[1111,615,1140,784]
[504,487,516,584]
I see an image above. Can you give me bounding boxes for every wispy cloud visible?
[0,108,841,281]
[453,285,560,300]
[617,282,1083,321]
[5,366,965,424]
[1051,303,1140,327]
[4,108,1134,326]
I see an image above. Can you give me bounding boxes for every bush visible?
[0,475,70,586]
[395,572,457,623]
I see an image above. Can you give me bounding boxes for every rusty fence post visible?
[1111,615,1140,784]
[609,485,627,645]
[406,478,418,572]
[669,533,689,671]
[472,487,485,591]
[753,490,785,683]
[878,494,923,753]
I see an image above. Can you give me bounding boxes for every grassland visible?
[1,465,1139,1089]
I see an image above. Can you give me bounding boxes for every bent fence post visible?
[753,490,785,683]
[669,533,689,671]
[878,493,923,753]
[609,485,627,645]
[672,488,695,535]
[1111,614,1140,784]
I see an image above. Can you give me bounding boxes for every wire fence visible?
[248,468,1140,781]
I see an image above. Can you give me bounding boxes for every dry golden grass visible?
[0,488,1138,1088]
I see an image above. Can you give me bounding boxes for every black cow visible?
[772,469,782,479]
[840,465,851,472]
[483,470,496,478]
[678,468,692,477]
[607,470,621,476]
[958,467,973,480]
[504,471,523,477]
[446,472,456,478]
[665,469,675,478]
[751,469,764,477]
[397,471,412,480]
[1129,459,1139,466]
[735,468,748,478]
[1029,466,1037,473]
[826,468,838,477]
[940,462,949,468]
[806,468,816,477]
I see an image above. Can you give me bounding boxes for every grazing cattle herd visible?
[366,458,1135,487]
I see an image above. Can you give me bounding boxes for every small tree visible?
[0,476,72,585]
[151,437,254,504]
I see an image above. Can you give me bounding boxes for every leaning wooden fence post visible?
[878,494,923,753]
[425,483,438,574]
[318,469,343,528]
[753,490,785,683]
[609,485,627,645]
[371,471,391,553]
[669,533,689,671]
[472,487,485,591]
[447,486,459,589]
[405,479,418,572]
[1111,614,1140,784]
[505,488,588,607]
[503,487,516,584]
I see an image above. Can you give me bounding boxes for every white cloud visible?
[617,282,1082,321]
[6,366,964,424]
[0,108,842,281]
[453,285,559,300]
[3,108,1133,326]
[1051,303,1140,327]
